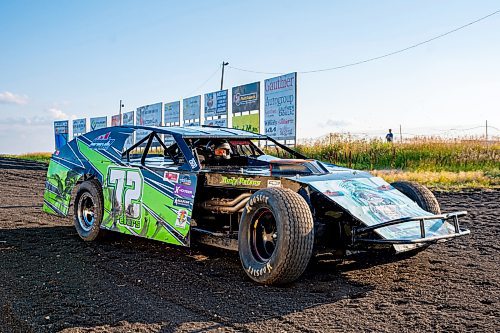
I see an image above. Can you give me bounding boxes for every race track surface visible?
[0,161,498,332]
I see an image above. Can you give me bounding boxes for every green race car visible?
[43,125,469,285]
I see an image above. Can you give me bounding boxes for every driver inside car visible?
[214,142,232,160]
[195,140,233,167]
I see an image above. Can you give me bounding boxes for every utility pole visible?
[119,100,124,125]
[220,61,229,90]
[399,124,402,143]
[486,119,488,142]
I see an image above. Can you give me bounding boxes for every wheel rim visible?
[77,192,96,232]
[250,208,277,262]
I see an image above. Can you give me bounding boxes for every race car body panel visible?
[43,127,196,247]
[301,176,459,252]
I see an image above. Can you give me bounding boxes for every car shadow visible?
[0,226,375,332]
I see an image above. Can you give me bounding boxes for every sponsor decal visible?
[221,176,261,187]
[234,92,257,106]
[188,158,198,169]
[89,132,115,151]
[179,174,192,186]
[175,209,188,228]
[267,179,282,188]
[163,171,179,183]
[174,184,194,198]
[174,197,191,208]
[324,190,344,197]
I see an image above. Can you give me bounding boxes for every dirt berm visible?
[0,160,498,332]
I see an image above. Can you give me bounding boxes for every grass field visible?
[2,137,499,188]
[1,152,52,164]
[295,136,499,188]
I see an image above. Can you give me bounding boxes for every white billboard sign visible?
[72,118,86,138]
[204,90,228,127]
[164,101,180,126]
[90,116,107,131]
[264,72,297,141]
[122,111,134,147]
[183,95,201,125]
[122,111,134,126]
[136,102,162,142]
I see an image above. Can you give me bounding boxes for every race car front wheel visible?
[74,180,104,241]
[391,181,441,214]
[238,188,314,285]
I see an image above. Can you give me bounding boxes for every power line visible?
[447,125,485,131]
[316,123,498,138]
[183,64,222,97]
[228,9,500,75]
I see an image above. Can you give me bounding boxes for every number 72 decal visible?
[106,166,144,229]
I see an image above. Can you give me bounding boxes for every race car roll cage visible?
[120,125,307,171]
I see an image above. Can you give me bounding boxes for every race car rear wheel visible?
[74,180,104,241]
[391,181,441,214]
[238,188,314,285]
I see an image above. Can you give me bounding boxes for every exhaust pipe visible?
[201,193,252,214]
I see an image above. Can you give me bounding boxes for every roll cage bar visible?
[120,128,307,171]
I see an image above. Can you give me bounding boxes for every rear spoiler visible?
[353,211,470,244]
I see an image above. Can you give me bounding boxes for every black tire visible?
[238,188,314,285]
[74,179,104,241]
[391,181,441,214]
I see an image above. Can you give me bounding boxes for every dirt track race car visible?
[43,125,470,285]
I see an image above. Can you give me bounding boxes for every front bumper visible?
[352,211,470,245]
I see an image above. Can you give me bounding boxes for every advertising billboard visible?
[122,111,134,126]
[122,111,134,147]
[90,116,107,131]
[54,120,69,150]
[232,82,260,113]
[205,118,227,127]
[164,101,180,126]
[136,102,162,142]
[232,113,260,134]
[204,90,228,127]
[264,72,297,141]
[111,114,121,126]
[72,118,86,138]
[183,95,201,124]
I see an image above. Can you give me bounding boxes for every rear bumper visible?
[352,211,470,245]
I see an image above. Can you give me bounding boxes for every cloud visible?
[0,106,75,126]
[0,91,29,105]
[320,119,351,128]
[48,107,70,120]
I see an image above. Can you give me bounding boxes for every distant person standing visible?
[385,129,394,142]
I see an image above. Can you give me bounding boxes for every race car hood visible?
[292,166,458,252]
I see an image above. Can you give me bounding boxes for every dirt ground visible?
[0,159,498,332]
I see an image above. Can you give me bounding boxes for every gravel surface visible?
[0,161,498,332]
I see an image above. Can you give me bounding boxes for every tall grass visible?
[296,135,499,173]
[2,137,499,187]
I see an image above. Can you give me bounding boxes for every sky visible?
[0,0,499,154]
